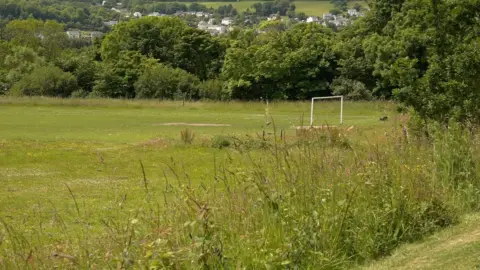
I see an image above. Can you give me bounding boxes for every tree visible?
[330,8,342,15]
[222,24,336,100]
[296,12,307,21]
[134,63,200,100]
[101,16,224,79]
[10,65,78,97]
[3,46,45,90]
[4,19,68,60]
[92,51,156,98]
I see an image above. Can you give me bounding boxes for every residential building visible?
[198,21,227,35]
[306,16,319,23]
[322,13,334,21]
[221,17,233,26]
[347,9,360,17]
[103,21,118,27]
[66,30,81,39]
[267,14,279,21]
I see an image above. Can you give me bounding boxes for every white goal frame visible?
[310,96,344,126]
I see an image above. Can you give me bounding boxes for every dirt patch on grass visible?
[154,122,231,127]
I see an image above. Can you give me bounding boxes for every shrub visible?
[134,64,200,100]
[211,135,231,149]
[10,65,78,97]
[199,79,231,101]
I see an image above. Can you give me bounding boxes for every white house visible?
[148,12,161,17]
[332,17,349,27]
[133,12,142,18]
[66,30,81,39]
[208,18,215,25]
[306,16,319,23]
[322,13,334,21]
[103,21,118,27]
[198,21,227,35]
[89,31,104,40]
[347,9,360,17]
[267,14,279,21]
[221,17,233,26]
[196,12,211,18]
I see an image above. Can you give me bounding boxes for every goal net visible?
[310,96,344,126]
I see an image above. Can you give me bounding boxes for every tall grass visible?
[0,121,478,269]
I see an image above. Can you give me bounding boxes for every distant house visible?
[103,21,118,27]
[332,16,349,27]
[66,30,81,39]
[221,17,233,26]
[306,16,319,23]
[133,12,142,18]
[322,13,334,21]
[88,31,104,40]
[196,12,211,18]
[148,12,161,17]
[207,18,215,25]
[267,14,279,21]
[198,21,227,35]
[347,9,360,17]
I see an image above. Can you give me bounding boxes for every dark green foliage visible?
[92,51,155,98]
[101,17,224,80]
[211,135,231,149]
[10,65,78,97]
[222,23,335,100]
[0,0,114,31]
[199,79,230,100]
[134,63,200,100]
[0,0,479,124]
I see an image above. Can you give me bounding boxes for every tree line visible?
[0,0,479,125]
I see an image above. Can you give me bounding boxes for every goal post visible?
[310,96,344,126]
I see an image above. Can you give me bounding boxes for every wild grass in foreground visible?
[0,118,478,269]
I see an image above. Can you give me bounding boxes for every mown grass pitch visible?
[0,97,392,213]
[199,1,366,16]
[0,97,397,268]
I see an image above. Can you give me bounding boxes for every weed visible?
[211,135,231,149]
[180,128,195,144]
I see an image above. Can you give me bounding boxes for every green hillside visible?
[199,1,366,16]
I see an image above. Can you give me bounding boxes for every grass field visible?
[199,1,366,16]
[358,213,480,270]
[0,97,391,214]
[0,97,478,268]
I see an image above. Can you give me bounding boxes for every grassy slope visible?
[199,1,366,16]
[0,97,393,218]
[358,214,480,270]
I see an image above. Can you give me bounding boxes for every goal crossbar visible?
[310,96,344,126]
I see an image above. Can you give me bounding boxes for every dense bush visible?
[134,63,200,100]
[199,79,230,100]
[10,65,78,97]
